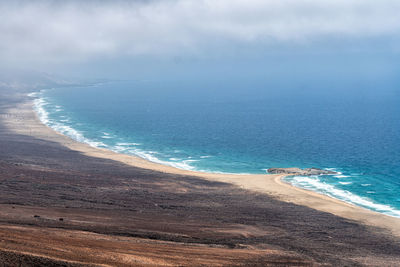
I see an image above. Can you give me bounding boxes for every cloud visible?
[1,0,400,66]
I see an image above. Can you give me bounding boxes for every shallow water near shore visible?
[31,79,400,217]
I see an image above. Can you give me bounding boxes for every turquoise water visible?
[32,79,400,217]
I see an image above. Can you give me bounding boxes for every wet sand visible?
[1,89,400,266]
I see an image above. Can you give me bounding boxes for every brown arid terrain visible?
[1,87,400,266]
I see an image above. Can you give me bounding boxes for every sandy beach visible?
[16,97,400,237]
[1,90,400,266]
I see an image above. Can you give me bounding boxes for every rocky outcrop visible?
[267,167,337,176]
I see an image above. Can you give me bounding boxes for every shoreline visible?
[2,90,400,265]
[30,89,400,218]
[30,93,399,214]
[7,96,397,237]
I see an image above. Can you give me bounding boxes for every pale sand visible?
[5,100,400,237]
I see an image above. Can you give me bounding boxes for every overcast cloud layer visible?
[1,0,400,66]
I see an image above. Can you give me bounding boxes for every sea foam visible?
[33,96,106,148]
[287,176,400,218]
[334,175,350,178]
[33,93,200,171]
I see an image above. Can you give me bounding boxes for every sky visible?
[1,0,400,79]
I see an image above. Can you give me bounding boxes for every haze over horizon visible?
[0,0,399,80]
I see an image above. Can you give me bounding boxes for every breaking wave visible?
[285,175,400,218]
[32,92,200,172]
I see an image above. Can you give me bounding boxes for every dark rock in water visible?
[267,168,304,175]
[267,167,337,176]
[304,167,337,175]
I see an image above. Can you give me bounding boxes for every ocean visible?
[32,78,400,217]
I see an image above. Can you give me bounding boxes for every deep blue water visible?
[32,79,400,217]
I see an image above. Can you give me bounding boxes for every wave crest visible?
[286,175,400,218]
